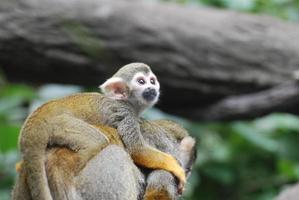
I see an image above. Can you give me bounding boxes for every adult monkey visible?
[13,119,197,200]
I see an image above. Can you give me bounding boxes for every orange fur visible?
[144,187,172,200]
[15,161,22,173]
[132,148,186,184]
[93,125,124,146]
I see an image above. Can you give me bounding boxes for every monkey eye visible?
[150,78,156,85]
[137,78,146,85]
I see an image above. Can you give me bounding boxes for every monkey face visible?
[100,63,160,113]
[130,71,160,107]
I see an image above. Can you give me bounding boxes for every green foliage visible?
[163,0,299,21]
[0,83,35,199]
[0,84,36,152]
[0,125,20,153]
[178,113,299,200]
[0,151,19,200]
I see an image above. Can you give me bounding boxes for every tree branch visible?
[1,0,299,120]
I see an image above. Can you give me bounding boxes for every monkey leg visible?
[20,113,110,200]
[35,114,109,200]
[13,148,92,200]
[49,114,110,171]
[46,148,83,200]
[144,170,178,200]
[12,165,32,200]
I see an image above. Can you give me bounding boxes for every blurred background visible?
[1,0,299,199]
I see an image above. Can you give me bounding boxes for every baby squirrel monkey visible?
[19,63,186,200]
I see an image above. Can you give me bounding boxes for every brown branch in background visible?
[171,81,299,121]
[1,0,299,120]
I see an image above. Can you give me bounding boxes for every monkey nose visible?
[142,88,157,102]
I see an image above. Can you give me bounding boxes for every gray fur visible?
[112,63,151,82]
[77,145,145,200]
[146,170,177,199]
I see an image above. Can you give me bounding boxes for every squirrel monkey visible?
[13,119,196,200]
[18,63,186,200]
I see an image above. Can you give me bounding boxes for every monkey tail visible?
[24,154,53,200]
[20,122,53,200]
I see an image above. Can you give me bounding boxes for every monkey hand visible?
[159,153,186,193]
[171,164,186,194]
[132,147,186,193]
[177,179,185,195]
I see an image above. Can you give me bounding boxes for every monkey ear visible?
[99,77,129,100]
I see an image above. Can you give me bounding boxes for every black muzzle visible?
[142,88,157,102]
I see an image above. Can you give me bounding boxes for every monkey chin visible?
[141,97,159,112]
[144,91,160,105]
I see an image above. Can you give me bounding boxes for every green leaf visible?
[232,122,279,152]
[0,124,20,152]
[197,130,231,165]
[201,163,235,185]
[0,84,36,100]
[253,113,299,133]
[277,159,299,180]
[276,133,299,160]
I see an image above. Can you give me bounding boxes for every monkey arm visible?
[101,102,186,185]
[115,110,186,187]
[143,136,197,200]
[130,146,185,183]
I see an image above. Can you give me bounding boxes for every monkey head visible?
[100,63,160,113]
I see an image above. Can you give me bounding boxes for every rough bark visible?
[1,0,299,120]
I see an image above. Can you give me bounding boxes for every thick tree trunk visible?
[1,0,299,120]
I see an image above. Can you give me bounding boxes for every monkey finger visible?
[174,168,186,195]
[174,167,186,186]
[177,181,185,195]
